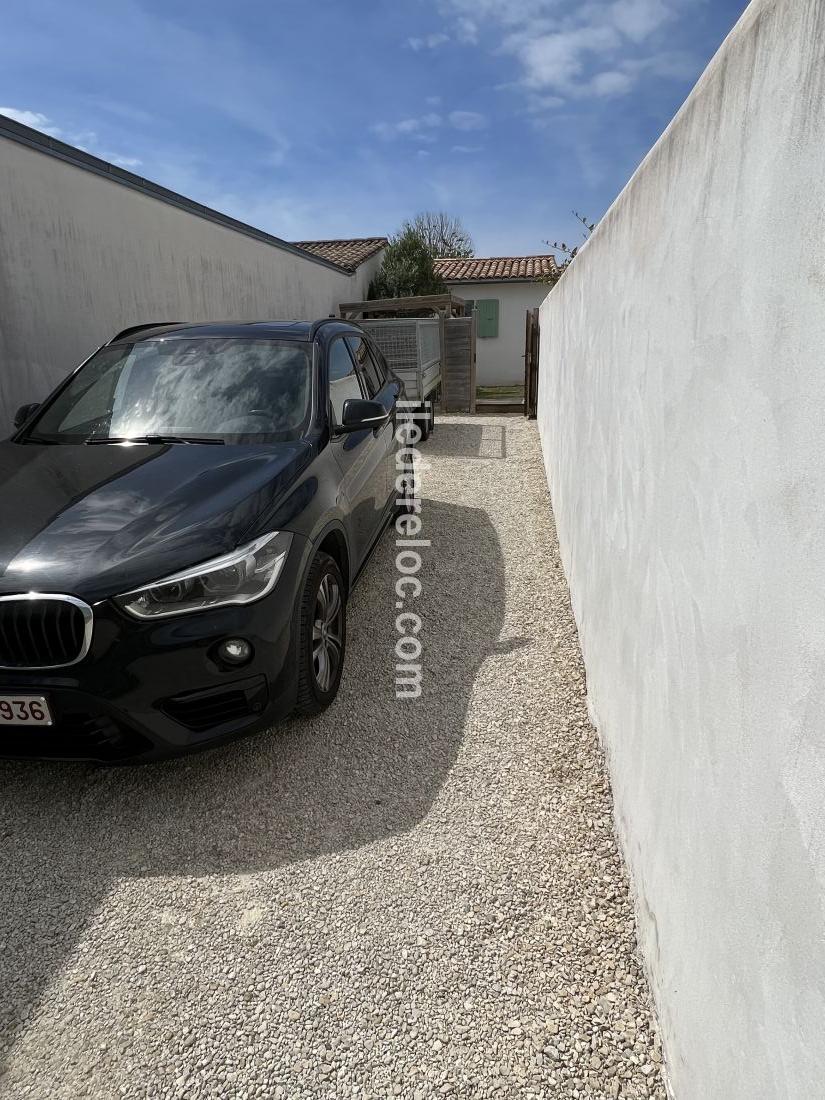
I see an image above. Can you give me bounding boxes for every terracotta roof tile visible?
[433,255,559,282]
[292,237,388,272]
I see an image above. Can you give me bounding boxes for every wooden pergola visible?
[338,292,466,320]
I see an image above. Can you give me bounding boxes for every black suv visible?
[0,320,417,762]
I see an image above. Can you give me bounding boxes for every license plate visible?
[0,696,53,726]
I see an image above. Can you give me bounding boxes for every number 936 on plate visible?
[0,696,53,726]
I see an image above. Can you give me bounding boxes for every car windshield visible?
[26,337,313,444]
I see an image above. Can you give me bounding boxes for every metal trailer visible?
[360,318,441,439]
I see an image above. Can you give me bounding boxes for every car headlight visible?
[116,531,293,619]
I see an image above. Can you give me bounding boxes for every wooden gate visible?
[523,307,540,419]
[441,315,477,413]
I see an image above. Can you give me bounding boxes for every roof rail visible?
[308,316,353,339]
[109,322,184,343]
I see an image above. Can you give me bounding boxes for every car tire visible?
[295,551,347,716]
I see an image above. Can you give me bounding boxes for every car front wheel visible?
[295,551,347,715]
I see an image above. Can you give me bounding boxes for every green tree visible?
[368,226,446,299]
[405,211,474,258]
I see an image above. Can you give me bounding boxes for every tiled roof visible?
[292,237,388,272]
[433,255,559,282]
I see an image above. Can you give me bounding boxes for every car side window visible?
[370,343,390,387]
[328,338,364,425]
[346,336,384,397]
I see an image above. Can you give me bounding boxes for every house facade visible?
[434,256,558,387]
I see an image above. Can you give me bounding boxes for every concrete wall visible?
[536,1,825,1096]
[0,127,357,426]
[448,280,548,387]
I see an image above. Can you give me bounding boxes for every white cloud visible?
[426,95,442,106]
[611,0,673,42]
[370,107,486,149]
[526,93,566,112]
[70,127,97,145]
[451,144,483,154]
[0,107,142,167]
[76,141,143,167]
[0,107,61,136]
[372,112,442,142]
[407,32,449,51]
[448,110,487,131]
[439,0,691,101]
[588,70,635,97]
[456,17,479,43]
[515,25,620,89]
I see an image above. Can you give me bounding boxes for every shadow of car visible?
[0,492,506,1064]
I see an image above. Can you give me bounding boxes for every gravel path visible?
[0,416,666,1099]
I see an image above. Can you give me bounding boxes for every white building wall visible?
[352,249,385,301]
[0,132,357,425]
[447,280,548,387]
[537,1,825,1096]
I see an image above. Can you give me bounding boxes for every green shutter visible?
[476,298,499,338]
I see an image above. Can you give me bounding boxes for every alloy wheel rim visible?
[312,573,343,692]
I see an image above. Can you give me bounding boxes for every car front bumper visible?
[0,535,312,763]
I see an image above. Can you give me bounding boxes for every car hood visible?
[0,440,313,602]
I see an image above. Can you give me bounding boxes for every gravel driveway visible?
[0,416,666,1100]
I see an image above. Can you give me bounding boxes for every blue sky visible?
[1,0,749,257]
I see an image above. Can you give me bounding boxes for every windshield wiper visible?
[84,435,225,446]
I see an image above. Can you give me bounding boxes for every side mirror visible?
[14,402,40,430]
[338,398,390,433]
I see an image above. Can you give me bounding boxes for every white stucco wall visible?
[537,1,825,1096]
[0,133,357,425]
[352,248,385,301]
[447,280,548,387]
